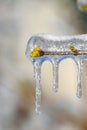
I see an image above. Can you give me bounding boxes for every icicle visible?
[76,56,84,98]
[52,57,59,92]
[33,60,42,114]
[26,33,87,113]
[33,63,36,79]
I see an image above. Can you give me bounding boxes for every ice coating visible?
[25,33,87,113]
[52,56,60,92]
[76,56,84,98]
[33,59,42,114]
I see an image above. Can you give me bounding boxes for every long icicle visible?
[52,57,59,92]
[76,56,84,98]
[33,60,42,114]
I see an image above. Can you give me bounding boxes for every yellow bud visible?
[82,4,87,11]
[29,48,44,58]
[34,48,41,52]
[29,52,34,57]
[70,46,75,52]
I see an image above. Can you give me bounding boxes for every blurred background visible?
[1,0,87,130]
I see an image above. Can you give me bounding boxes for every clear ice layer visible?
[25,34,87,114]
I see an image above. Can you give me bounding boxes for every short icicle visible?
[33,60,42,114]
[52,56,59,92]
[76,56,84,98]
